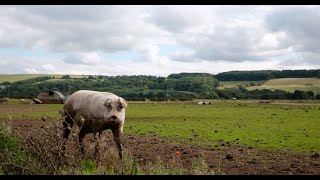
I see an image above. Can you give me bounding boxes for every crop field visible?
[247,78,320,94]
[0,74,87,83]
[218,81,263,89]
[0,100,319,175]
[0,74,49,82]
[218,78,320,94]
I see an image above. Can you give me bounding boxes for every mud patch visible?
[2,119,320,175]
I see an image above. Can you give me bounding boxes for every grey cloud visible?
[169,50,196,62]
[146,6,220,33]
[147,6,320,64]
[147,6,283,63]
[2,5,320,70]
[62,55,82,64]
[15,5,136,23]
[265,6,320,53]
[279,52,320,67]
[172,25,268,62]
[62,53,101,65]
[0,56,49,74]
[0,6,167,53]
[146,6,193,32]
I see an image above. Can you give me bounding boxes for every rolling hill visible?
[247,78,320,94]
[2,73,320,99]
[0,74,87,83]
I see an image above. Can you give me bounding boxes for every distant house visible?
[36,91,65,104]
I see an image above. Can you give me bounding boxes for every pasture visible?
[0,100,319,174]
[126,101,319,153]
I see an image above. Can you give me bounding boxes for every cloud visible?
[265,6,320,53]
[42,64,55,71]
[0,5,170,53]
[278,52,320,67]
[146,6,218,33]
[147,5,289,63]
[62,52,102,65]
[1,5,320,76]
[169,50,196,62]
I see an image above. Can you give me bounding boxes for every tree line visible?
[1,70,320,100]
[215,86,320,100]
[214,69,320,81]
[0,73,218,100]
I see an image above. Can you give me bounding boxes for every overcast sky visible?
[0,5,320,77]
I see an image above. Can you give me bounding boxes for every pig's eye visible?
[106,104,112,109]
[117,106,123,111]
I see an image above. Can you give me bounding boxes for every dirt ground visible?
[2,118,319,175]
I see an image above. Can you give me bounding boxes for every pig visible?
[61,90,127,159]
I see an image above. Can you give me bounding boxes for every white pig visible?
[62,90,127,159]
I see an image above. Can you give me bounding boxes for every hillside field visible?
[247,78,320,94]
[218,81,264,89]
[0,74,48,82]
[0,74,87,83]
[2,74,320,95]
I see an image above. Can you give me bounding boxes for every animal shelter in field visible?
[36,91,65,104]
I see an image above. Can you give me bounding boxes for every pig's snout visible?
[110,115,117,120]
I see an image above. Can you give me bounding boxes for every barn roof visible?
[37,90,66,102]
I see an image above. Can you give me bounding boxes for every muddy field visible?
[2,118,319,175]
[1,101,319,175]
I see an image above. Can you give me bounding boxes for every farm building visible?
[36,91,65,104]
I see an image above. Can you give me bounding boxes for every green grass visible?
[1,100,318,174]
[0,104,62,121]
[0,100,319,154]
[0,122,46,174]
[0,102,217,175]
[125,101,320,153]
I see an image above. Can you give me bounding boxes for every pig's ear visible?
[119,97,127,108]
